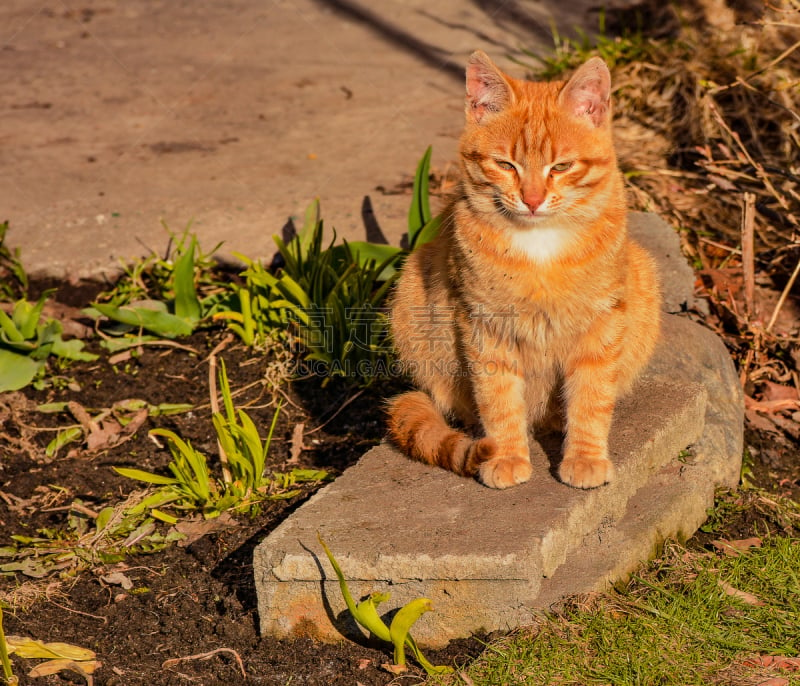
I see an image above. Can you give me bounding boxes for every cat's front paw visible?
[558,456,614,489]
[478,456,532,489]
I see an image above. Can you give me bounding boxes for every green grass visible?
[429,494,800,685]
[513,9,655,80]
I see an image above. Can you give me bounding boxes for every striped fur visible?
[387,52,661,489]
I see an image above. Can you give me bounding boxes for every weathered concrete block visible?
[253,317,743,646]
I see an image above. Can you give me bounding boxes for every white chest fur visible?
[508,223,575,263]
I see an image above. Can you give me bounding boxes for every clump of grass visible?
[115,358,330,519]
[93,223,226,311]
[431,534,800,685]
[0,291,98,392]
[222,146,440,385]
[88,228,230,346]
[0,491,186,580]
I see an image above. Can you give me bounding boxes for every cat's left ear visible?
[558,57,611,128]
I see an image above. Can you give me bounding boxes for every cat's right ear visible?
[465,51,514,124]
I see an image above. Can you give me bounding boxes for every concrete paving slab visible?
[253,313,743,645]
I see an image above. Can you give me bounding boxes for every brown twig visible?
[45,588,108,624]
[741,193,756,319]
[207,352,232,484]
[707,100,792,214]
[287,422,306,464]
[40,503,99,519]
[162,647,246,679]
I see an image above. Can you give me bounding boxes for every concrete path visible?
[253,213,743,645]
[2,0,612,280]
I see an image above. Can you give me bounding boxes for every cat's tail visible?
[386,391,496,476]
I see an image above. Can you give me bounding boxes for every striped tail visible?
[386,391,496,477]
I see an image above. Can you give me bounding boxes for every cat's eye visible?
[551,162,574,173]
[495,160,516,172]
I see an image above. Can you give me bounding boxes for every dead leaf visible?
[86,419,123,452]
[746,395,800,414]
[357,658,371,670]
[75,407,148,454]
[767,413,800,440]
[108,350,133,365]
[718,580,764,606]
[708,174,737,191]
[745,409,783,434]
[699,267,743,295]
[28,658,100,678]
[711,537,762,556]
[767,657,800,671]
[756,679,789,686]
[175,512,237,547]
[119,407,148,437]
[288,422,306,465]
[382,663,408,674]
[67,401,97,433]
[761,381,799,403]
[744,655,800,671]
[100,571,133,590]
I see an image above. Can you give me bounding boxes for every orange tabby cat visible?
[387,51,660,490]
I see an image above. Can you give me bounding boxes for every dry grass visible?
[610,1,798,249]
[583,0,800,433]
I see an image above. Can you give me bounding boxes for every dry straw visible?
[607,0,799,387]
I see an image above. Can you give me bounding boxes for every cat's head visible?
[459,52,619,227]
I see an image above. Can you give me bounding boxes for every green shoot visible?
[317,534,453,675]
[0,221,28,302]
[0,605,18,685]
[407,145,441,251]
[0,291,98,392]
[88,229,228,343]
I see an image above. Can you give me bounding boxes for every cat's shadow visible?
[454,417,566,484]
[533,429,565,483]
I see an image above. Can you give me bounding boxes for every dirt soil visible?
[0,276,796,686]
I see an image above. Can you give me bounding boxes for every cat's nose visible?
[523,194,544,213]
